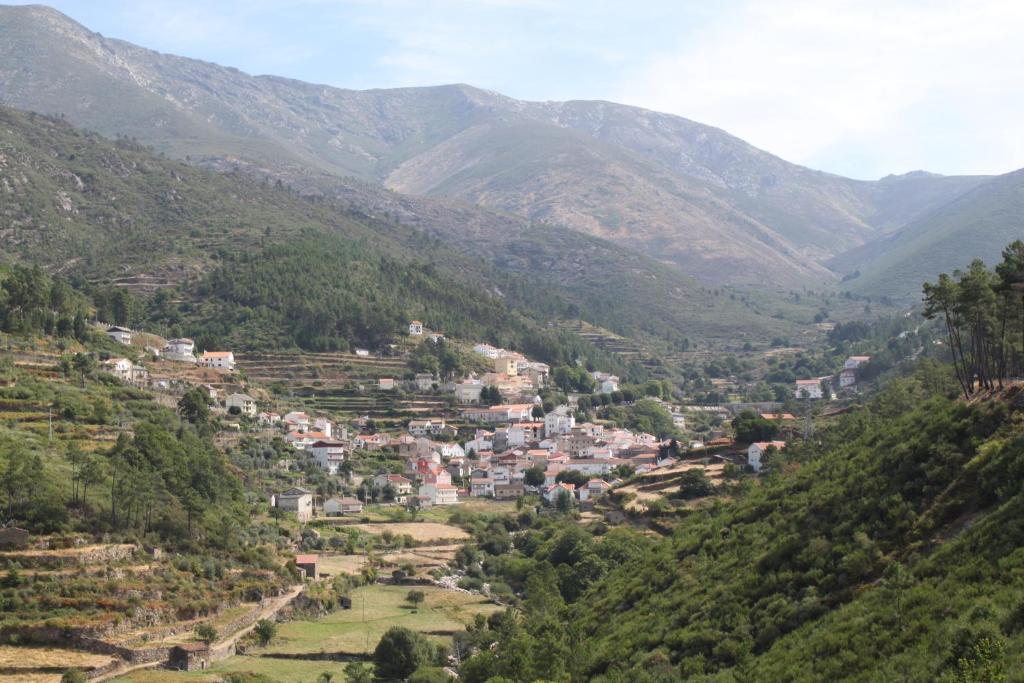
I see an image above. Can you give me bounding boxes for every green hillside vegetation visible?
[835,169,1024,301]
[454,370,1024,681]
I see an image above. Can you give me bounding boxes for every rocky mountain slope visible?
[0,4,992,288]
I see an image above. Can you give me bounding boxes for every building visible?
[454,380,484,404]
[103,357,133,382]
[276,487,314,522]
[408,418,449,437]
[421,482,459,505]
[409,320,424,336]
[324,497,363,516]
[748,441,787,473]
[106,326,132,345]
[379,378,396,391]
[839,368,858,388]
[309,441,346,475]
[373,474,413,502]
[585,478,612,499]
[295,553,319,579]
[169,643,210,671]
[258,411,281,426]
[544,482,576,505]
[794,379,825,399]
[225,393,257,417]
[355,348,370,357]
[544,406,576,437]
[493,356,518,376]
[593,371,620,394]
[199,351,235,371]
[415,373,436,391]
[463,404,533,425]
[494,482,525,499]
[163,338,197,362]
[844,355,871,369]
[473,343,502,359]
[283,411,310,431]
[0,527,29,549]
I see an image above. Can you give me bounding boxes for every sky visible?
[14,0,1024,179]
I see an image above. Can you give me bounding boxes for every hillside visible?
[832,168,1024,301]
[453,379,1024,681]
[0,103,858,359]
[0,4,990,288]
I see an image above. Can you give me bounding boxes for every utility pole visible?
[48,406,53,443]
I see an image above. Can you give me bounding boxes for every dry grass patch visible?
[349,522,469,543]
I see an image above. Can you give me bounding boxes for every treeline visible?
[924,240,1024,396]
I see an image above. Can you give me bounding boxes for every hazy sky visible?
[17,0,1024,179]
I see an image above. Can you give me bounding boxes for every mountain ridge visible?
[0,2,993,288]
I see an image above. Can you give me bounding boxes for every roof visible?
[167,337,194,344]
[310,440,346,448]
[752,441,787,450]
[202,351,233,358]
[280,487,311,496]
[294,554,318,564]
[410,320,422,324]
[107,326,131,332]
[174,642,209,653]
[848,355,871,361]
[795,379,821,385]
[227,393,255,401]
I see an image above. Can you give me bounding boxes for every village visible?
[96,320,873,520]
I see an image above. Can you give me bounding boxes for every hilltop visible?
[0,3,992,289]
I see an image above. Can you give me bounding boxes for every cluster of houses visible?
[794,355,870,399]
[266,392,682,516]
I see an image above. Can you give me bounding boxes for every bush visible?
[373,626,436,679]
[61,670,87,683]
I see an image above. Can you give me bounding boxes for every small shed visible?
[0,527,29,550]
[295,553,319,580]
[339,595,353,610]
[169,643,210,671]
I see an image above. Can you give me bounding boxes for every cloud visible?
[614,0,1024,177]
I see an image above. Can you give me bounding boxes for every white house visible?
[470,476,495,497]
[593,372,620,394]
[199,351,235,371]
[324,496,363,516]
[564,458,625,477]
[844,355,871,369]
[379,378,396,391]
[163,338,197,362]
[103,357,133,382]
[454,380,484,404]
[283,411,311,432]
[414,373,436,391]
[408,418,449,437]
[313,417,334,438]
[258,411,281,426]
[544,482,576,505]
[473,343,503,360]
[463,404,533,425]
[276,487,314,522]
[106,326,132,345]
[373,474,413,503]
[355,348,370,357]
[794,379,825,399]
[544,406,576,438]
[839,368,858,388]
[225,393,257,417]
[309,441,346,475]
[420,482,459,506]
[409,320,424,336]
[748,441,786,473]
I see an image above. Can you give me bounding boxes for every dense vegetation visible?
[456,362,1024,680]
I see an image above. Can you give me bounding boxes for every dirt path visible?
[92,584,304,682]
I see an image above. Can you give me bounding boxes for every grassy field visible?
[319,545,462,578]
[116,656,352,683]
[261,584,499,656]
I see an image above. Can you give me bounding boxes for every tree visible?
[253,618,277,646]
[733,409,780,443]
[524,465,546,487]
[195,623,218,644]
[373,626,436,679]
[406,589,426,610]
[555,470,588,487]
[178,387,211,425]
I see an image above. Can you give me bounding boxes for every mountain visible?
[0,4,990,288]
[830,168,1024,300]
[0,103,824,365]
